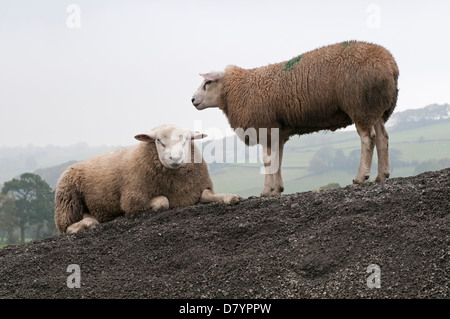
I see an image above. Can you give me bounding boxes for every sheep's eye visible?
[203,80,212,90]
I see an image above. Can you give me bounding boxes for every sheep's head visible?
[191,72,224,110]
[135,125,207,169]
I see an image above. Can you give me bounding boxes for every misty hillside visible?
[0,143,120,186]
[33,161,78,189]
[387,103,450,129]
[0,168,448,298]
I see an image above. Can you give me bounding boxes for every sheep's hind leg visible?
[200,189,243,205]
[353,124,376,184]
[374,119,390,182]
[66,213,99,234]
[260,143,284,197]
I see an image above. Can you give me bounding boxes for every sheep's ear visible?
[190,131,207,140]
[135,133,156,142]
[200,72,223,81]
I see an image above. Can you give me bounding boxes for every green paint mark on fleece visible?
[342,40,356,47]
[284,54,302,70]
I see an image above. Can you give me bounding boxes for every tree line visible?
[0,173,57,245]
[307,146,449,176]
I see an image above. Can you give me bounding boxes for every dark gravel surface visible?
[0,169,448,299]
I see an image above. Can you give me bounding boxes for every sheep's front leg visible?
[260,142,284,197]
[148,195,170,211]
[122,193,169,217]
[200,189,243,205]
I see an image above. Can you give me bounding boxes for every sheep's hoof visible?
[375,173,390,183]
[224,194,244,205]
[260,186,283,197]
[353,175,370,185]
[151,196,170,211]
[66,217,99,234]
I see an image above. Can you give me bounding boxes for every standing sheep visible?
[54,125,243,234]
[192,41,399,197]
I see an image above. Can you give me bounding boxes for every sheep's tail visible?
[54,167,86,233]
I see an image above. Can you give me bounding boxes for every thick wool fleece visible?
[218,41,399,143]
[54,142,213,233]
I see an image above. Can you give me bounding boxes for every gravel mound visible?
[0,169,448,299]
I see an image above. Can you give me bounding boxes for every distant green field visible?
[210,122,450,197]
[390,122,450,162]
[392,122,450,141]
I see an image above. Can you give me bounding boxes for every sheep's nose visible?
[191,98,195,104]
[170,156,182,163]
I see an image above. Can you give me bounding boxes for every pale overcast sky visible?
[0,0,449,147]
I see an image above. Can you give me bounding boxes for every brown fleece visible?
[218,41,399,143]
[54,141,213,233]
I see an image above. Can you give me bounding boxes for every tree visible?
[308,156,328,173]
[0,194,19,244]
[1,173,55,244]
[308,147,334,173]
[389,148,406,174]
[332,149,348,170]
[346,149,361,173]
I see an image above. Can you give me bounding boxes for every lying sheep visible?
[54,125,243,234]
[192,40,399,197]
